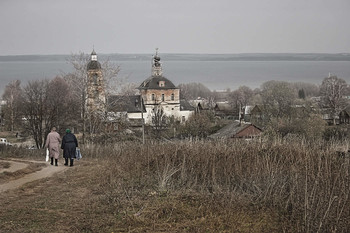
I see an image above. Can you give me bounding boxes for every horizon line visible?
[1,52,350,57]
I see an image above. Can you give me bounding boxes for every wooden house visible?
[339,106,350,124]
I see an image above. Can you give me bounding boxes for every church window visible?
[171,93,174,101]
[159,81,165,87]
[182,116,186,122]
[152,94,155,101]
[93,74,98,84]
[161,94,165,101]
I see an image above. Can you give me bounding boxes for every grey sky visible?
[0,0,349,55]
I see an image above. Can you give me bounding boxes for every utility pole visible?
[141,98,145,144]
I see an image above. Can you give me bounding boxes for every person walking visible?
[45,127,61,166]
[61,129,78,167]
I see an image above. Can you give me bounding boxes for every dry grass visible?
[0,138,349,232]
[86,139,350,232]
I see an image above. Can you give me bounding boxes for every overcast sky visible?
[0,0,349,55]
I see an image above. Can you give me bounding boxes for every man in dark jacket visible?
[61,129,78,167]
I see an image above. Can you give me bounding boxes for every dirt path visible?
[0,159,68,193]
[0,160,28,173]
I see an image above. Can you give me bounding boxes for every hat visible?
[66,129,71,133]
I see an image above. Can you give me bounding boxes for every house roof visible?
[107,95,145,113]
[138,75,177,90]
[215,102,233,112]
[208,121,262,139]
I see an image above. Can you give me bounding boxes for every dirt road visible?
[0,159,68,193]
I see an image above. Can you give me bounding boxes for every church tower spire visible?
[152,48,162,76]
[86,48,106,114]
[91,47,97,61]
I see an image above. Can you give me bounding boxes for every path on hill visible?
[0,160,28,173]
[0,159,68,193]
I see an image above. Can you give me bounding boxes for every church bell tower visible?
[86,49,106,114]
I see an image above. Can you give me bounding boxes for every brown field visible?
[0,138,349,232]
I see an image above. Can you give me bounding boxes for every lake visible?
[1,54,350,95]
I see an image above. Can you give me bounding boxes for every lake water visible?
[1,58,350,95]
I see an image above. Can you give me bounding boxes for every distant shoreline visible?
[1,53,350,62]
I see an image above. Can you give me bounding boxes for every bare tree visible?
[320,75,348,125]
[118,82,139,96]
[46,76,78,132]
[1,80,23,131]
[260,80,296,120]
[228,85,254,117]
[20,80,50,148]
[20,78,73,148]
[289,82,320,98]
[180,111,214,138]
[64,53,90,142]
[178,82,212,100]
[151,105,168,138]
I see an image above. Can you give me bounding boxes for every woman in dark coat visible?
[61,129,78,167]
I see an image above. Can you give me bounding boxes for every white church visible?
[86,49,194,126]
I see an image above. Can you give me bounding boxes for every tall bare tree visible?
[21,80,50,148]
[2,80,22,131]
[151,105,168,138]
[21,78,73,148]
[228,85,254,117]
[46,76,78,132]
[320,75,348,125]
[260,80,296,120]
[178,82,212,100]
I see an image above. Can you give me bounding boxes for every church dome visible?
[87,60,101,70]
[139,75,177,90]
[139,49,177,90]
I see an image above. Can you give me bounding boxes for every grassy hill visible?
[0,139,349,232]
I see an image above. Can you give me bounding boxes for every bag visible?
[45,148,49,162]
[76,148,82,160]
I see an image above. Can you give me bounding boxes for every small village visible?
[1,0,350,231]
[1,49,350,232]
[0,49,349,147]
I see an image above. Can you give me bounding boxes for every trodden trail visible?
[0,159,68,193]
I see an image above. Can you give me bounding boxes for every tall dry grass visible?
[81,138,350,232]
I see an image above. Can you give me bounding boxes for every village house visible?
[339,105,350,124]
[107,95,146,128]
[208,121,262,140]
[242,105,263,123]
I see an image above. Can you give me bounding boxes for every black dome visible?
[138,75,177,90]
[87,60,101,70]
